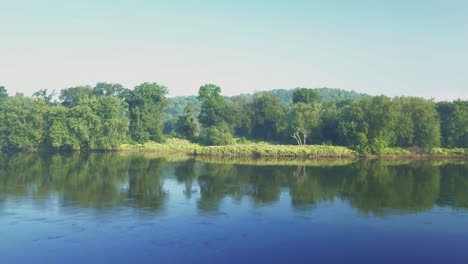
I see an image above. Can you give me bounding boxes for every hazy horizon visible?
[1,0,467,100]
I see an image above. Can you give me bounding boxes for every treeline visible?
[0,83,467,154]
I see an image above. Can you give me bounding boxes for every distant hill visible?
[257,88,367,105]
[165,88,367,120]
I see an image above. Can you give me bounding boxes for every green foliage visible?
[128,82,169,142]
[429,147,467,156]
[66,97,102,149]
[59,85,94,107]
[200,126,235,146]
[437,100,468,148]
[32,89,56,104]
[93,82,127,97]
[120,138,355,157]
[339,96,397,154]
[45,106,75,149]
[94,96,129,149]
[0,95,47,150]
[197,84,239,143]
[262,88,366,105]
[250,93,285,141]
[292,88,320,104]
[317,101,342,145]
[165,95,200,121]
[393,97,415,146]
[196,143,355,157]
[338,96,442,154]
[289,102,321,145]
[0,86,9,101]
[197,84,239,130]
[0,82,464,156]
[198,84,224,127]
[410,98,441,149]
[175,103,200,141]
[46,90,129,150]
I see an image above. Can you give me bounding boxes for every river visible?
[0,153,467,263]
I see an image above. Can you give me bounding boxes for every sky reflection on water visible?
[0,153,467,263]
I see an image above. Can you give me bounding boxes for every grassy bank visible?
[119,138,468,158]
[120,138,355,157]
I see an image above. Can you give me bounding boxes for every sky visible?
[0,0,467,100]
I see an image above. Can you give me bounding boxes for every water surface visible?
[1,153,467,263]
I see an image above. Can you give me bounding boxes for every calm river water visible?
[0,153,467,263]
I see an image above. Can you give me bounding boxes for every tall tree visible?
[60,85,94,107]
[289,102,321,145]
[197,84,239,133]
[250,93,285,141]
[198,84,226,128]
[175,103,200,141]
[437,100,468,148]
[0,95,47,150]
[66,97,102,149]
[128,82,169,142]
[339,96,397,154]
[393,97,415,147]
[94,96,130,149]
[410,98,441,149]
[0,86,8,101]
[45,105,74,149]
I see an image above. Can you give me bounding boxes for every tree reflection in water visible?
[0,153,467,216]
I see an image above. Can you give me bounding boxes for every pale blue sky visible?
[1,0,467,100]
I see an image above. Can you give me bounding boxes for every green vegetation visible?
[429,148,467,157]
[119,138,355,157]
[0,82,467,157]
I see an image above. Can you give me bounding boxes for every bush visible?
[199,127,235,146]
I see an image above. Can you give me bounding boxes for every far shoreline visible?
[5,138,466,160]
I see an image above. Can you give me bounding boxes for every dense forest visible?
[0,83,467,154]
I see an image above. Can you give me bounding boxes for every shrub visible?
[199,127,235,146]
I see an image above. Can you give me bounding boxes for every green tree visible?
[60,85,94,107]
[232,95,254,138]
[33,89,57,105]
[197,84,239,143]
[437,100,468,148]
[128,82,169,142]
[393,97,415,147]
[339,96,397,154]
[292,88,320,104]
[198,84,227,128]
[66,97,102,149]
[0,95,47,150]
[318,101,342,145]
[93,82,127,98]
[175,103,200,141]
[250,93,285,141]
[410,98,440,149]
[0,86,8,101]
[94,96,129,149]
[45,105,74,149]
[289,102,321,145]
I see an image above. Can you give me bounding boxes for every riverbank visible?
[118,138,468,159]
[119,138,355,157]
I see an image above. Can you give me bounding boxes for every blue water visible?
[0,154,467,263]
